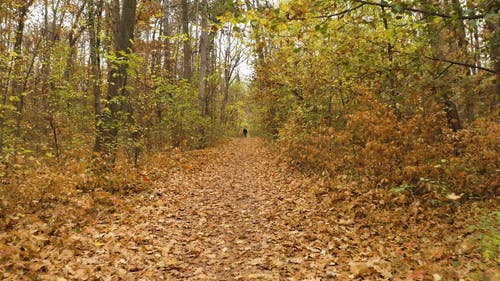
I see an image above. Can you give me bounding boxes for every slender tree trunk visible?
[1,0,34,158]
[39,0,67,158]
[206,32,217,118]
[11,2,33,139]
[63,3,86,81]
[220,36,232,125]
[244,0,265,63]
[486,1,499,113]
[87,0,103,125]
[88,0,103,126]
[199,0,209,116]
[472,22,481,75]
[452,0,474,122]
[162,0,174,80]
[380,6,401,118]
[181,0,192,81]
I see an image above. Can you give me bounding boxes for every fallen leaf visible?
[446,193,462,200]
[349,262,371,277]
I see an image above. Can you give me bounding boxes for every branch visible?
[436,63,454,79]
[292,89,304,101]
[288,3,365,20]
[425,56,496,74]
[311,3,366,19]
[352,0,484,20]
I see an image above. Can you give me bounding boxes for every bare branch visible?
[311,4,366,19]
[352,0,484,20]
[425,56,496,74]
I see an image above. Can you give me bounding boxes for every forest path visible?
[144,137,320,280]
[70,138,334,280]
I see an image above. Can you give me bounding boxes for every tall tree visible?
[161,0,174,80]
[485,0,499,112]
[181,0,192,81]
[87,0,104,129]
[94,0,138,163]
[199,0,210,116]
[9,0,35,141]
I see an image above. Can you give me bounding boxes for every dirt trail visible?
[63,138,326,280]
[139,137,316,280]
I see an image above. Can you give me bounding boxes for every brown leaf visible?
[349,262,372,277]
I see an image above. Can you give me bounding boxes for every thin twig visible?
[288,4,365,20]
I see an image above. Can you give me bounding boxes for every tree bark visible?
[452,0,474,122]
[87,0,104,126]
[181,0,192,81]
[485,1,499,113]
[380,6,401,119]
[63,2,86,81]
[199,0,209,116]
[162,0,174,80]
[220,30,243,125]
[94,0,138,163]
[11,1,34,140]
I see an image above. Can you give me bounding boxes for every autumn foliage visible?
[279,94,499,199]
[247,0,499,201]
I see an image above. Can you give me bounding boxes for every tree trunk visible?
[244,0,265,63]
[63,3,86,81]
[220,36,233,125]
[181,0,192,81]
[444,97,462,132]
[380,6,401,118]
[486,1,499,113]
[11,2,34,140]
[87,0,103,126]
[162,0,174,81]
[452,0,474,122]
[199,0,209,116]
[206,32,217,118]
[94,0,138,163]
[40,0,63,158]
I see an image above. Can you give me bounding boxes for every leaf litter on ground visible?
[0,138,498,280]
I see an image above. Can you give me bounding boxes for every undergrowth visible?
[279,95,499,201]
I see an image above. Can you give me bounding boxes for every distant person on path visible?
[243,127,248,138]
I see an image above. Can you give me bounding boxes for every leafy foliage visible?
[151,78,209,149]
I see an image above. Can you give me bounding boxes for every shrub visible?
[279,95,499,199]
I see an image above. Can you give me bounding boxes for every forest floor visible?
[0,138,498,280]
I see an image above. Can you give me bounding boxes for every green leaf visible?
[8,96,20,102]
[391,4,403,13]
